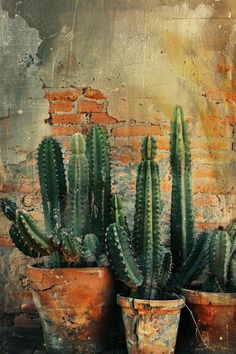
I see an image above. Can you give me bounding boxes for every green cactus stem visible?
[169,232,209,291]
[170,105,194,271]
[67,133,89,237]
[133,136,162,299]
[16,209,56,256]
[209,228,231,287]
[0,199,17,221]
[38,137,67,232]
[106,223,143,288]
[86,126,111,246]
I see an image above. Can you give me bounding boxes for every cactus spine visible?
[170,105,194,271]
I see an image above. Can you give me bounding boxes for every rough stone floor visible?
[0,313,231,354]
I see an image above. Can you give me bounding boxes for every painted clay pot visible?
[181,289,236,352]
[117,294,185,354]
[27,265,114,354]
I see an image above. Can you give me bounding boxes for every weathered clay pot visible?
[27,265,114,354]
[181,288,236,351]
[117,294,185,354]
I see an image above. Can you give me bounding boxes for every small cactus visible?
[202,225,236,292]
[1,126,112,267]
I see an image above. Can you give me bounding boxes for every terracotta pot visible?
[181,288,236,351]
[117,294,185,354]
[27,265,114,354]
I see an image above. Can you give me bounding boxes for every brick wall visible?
[0,84,235,327]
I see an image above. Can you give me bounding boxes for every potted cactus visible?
[181,224,236,351]
[1,126,114,354]
[106,111,208,354]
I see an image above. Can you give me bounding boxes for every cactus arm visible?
[106,223,143,288]
[0,199,17,221]
[83,233,100,266]
[59,229,82,263]
[230,252,236,289]
[111,194,129,234]
[209,229,231,287]
[169,232,209,290]
[9,224,39,258]
[67,133,89,236]
[16,209,56,256]
[86,126,111,245]
[38,138,67,232]
[170,106,194,270]
[148,247,172,299]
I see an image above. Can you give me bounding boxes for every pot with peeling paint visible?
[117,294,185,354]
[181,289,236,352]
[27,265,114,354]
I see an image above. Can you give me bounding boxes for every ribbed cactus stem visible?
[16,209,56,256]
[106,223,143,287]
[67,133,89,237]
[133,136,162,299]
[209,228,231,286]
[170,105,194,270]
[38,138,67,232]
[86,126,111,246]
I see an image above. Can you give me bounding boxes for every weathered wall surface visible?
[0,0,235,324]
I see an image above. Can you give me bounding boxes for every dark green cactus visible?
[202,225,236,292]
[37,137,67,232]
[170,105,194,271]
[1,126,112,268]
[86,126,111,248]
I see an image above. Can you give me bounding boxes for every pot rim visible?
[117,293,185,310]
[27,263,110,272]
[181,288,236,305]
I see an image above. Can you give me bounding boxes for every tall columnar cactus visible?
[202,225,236,292]
[170,105,194,271]
[86,126,111,250]
[1,126,111,267]
[107,134,209,299]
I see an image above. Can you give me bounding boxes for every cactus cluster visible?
[1,126,111,267]
[106,111,208,300]
[202,224,236,292]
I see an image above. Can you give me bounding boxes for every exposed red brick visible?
[49,101,55,114]
[206,90,236,102]
[0,183,39,194]
[193,194,220,207]
[53,101,74,113]
[112,126,164,137]
[90,113,118,124]
[78,101,104,113]
[224,115,236,124]
[45,88,82,101]
[191,138,232,151]
[51,126,81,137]
[111,152,132,164]
[51,113,82,125]
[216,64,234,73]
[193,168,217,178]
[195,122,232,138]
[196,222,228,230]
[0,236,14,247]
[83,87,106,100]
[160,181,171,192]
[193,181,226,194]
